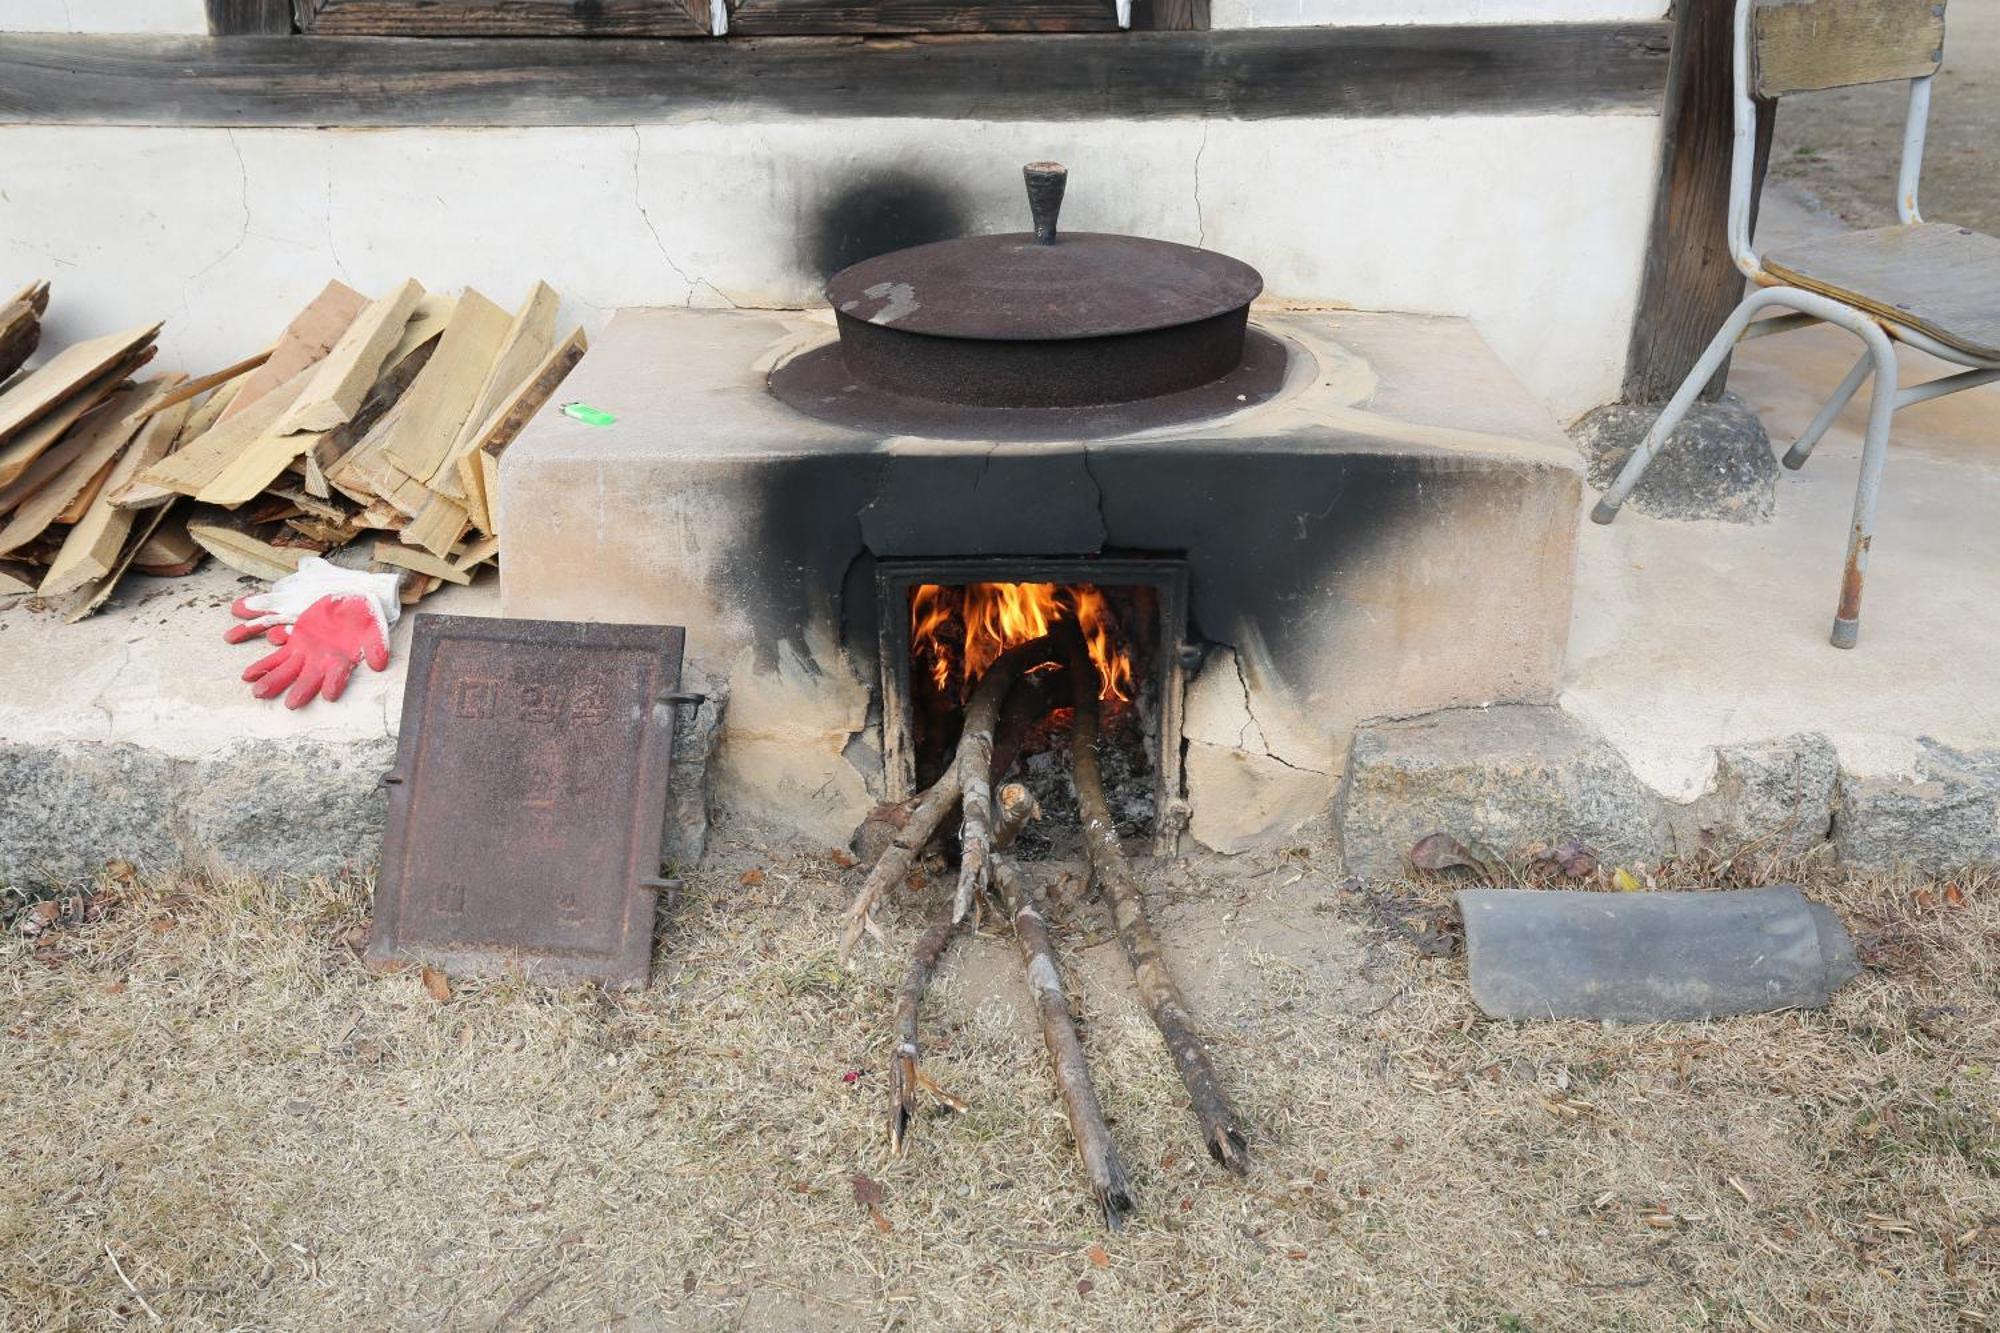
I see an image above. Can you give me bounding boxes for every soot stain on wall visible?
[806,170,971,282]
[723,454,884,675]
[1091,445,1444,678]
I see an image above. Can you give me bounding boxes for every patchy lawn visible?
[2,836,1995,1331]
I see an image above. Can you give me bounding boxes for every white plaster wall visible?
[0,116,1657,420]
[1215,0,1665,26]
[0,0,207,32]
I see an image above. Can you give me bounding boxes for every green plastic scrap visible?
[561,402,616,427]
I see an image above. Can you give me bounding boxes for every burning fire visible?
[911,582,1134,703]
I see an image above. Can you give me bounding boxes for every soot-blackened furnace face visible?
[875,556,1190,855]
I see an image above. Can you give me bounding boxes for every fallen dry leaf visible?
[740,868,766,887]
[869,1205,893,1233]
[1942,884,1966,907]
[850,1172,883,1209]
[1408,833,1480,874]
[1085,1243,1109,1269]
[829,848,858,869]
[1530,839,1599,880]
[420,966,451,1003]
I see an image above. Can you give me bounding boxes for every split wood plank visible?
[393,293,456,364]
[136,366,314,497]
[197,419,332,507]
[132,348,271,421]
[378,288,512,483]
[431,280,558,497]
[41,386,193,596]
[0,381,159,556]
[453,533,500,571]
[372,538,473,585]
[402,490,470,557]
[0,290,46,382]
[109,376,244,509]
[278,277,425,434]
[457,326,587,533]
[217,280,369,422]
[0,346,153,492]
[53,454,120,525]
[302,450,332,499]
[313,325,438,476]
[133,510,202,573]
[186,521,307,579]
[0,323,158,468]
[59,502,177,623]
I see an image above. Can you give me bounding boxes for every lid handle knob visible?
[1023,161,1067,246]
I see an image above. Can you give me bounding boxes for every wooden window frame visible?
[296,1,713,37]
[276,0,1201,36]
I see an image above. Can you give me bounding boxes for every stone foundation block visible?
[1337,705,1670,879]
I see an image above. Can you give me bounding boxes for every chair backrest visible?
[1752,0,1946,97]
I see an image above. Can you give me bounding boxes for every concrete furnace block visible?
[502,307,1583,848]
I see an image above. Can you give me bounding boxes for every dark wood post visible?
[1129,0,1209,29]
[1622,0,1774,403]
[206,0,295,33]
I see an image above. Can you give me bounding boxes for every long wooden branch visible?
[1069,647,1249,1173]
[887,894,965,1156]
[991,803,1137,1230]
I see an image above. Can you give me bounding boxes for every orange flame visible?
[911,582,1133,703]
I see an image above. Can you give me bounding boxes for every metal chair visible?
[1592,0,2000,648]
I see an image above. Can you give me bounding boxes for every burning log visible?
[953,638,1059,923]
[838,636,1061,966]
[1069,646,1250,1174]
[991,782,1137,1230]
[880,635,1059,1154]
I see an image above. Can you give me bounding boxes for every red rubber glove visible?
[225,556,400,647]
[241,593,393,709]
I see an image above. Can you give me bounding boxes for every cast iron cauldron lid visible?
[825,162,1263,341]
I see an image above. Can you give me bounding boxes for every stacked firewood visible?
[0,280,585,617]
[839,629,1249,1229]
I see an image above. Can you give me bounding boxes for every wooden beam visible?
[0,25,1671,127]
[206,0,294,35]
[1622,0,1775,404]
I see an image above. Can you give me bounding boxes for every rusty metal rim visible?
[768,324,1297,442]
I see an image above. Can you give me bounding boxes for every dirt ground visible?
[3,830,1995,1332]
[1768,2,2000,236]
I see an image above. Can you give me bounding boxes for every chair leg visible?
[1829,338,1902,649]
[1592,294,1767,524]
[1783,352,1872,470]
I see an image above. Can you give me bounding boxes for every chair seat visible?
[1764,222,2000,362]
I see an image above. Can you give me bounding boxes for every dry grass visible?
[2,838,1996,1332]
